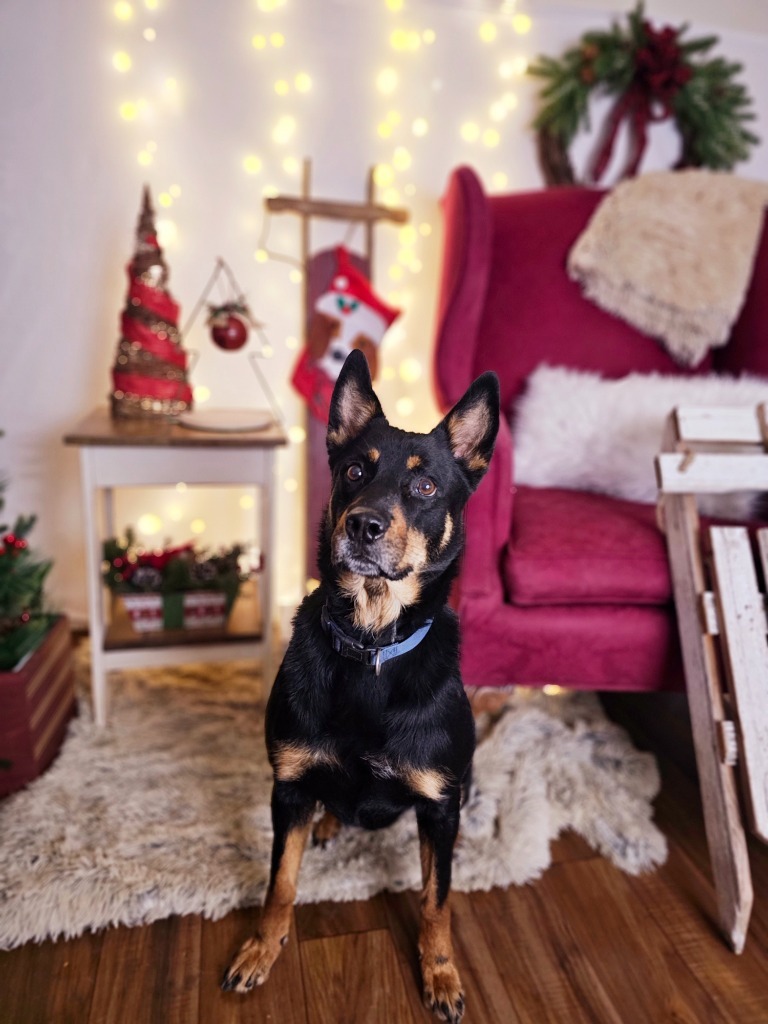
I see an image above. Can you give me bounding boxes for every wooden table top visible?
[63,408,288,449]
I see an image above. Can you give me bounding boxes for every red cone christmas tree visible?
[110,187,193,419]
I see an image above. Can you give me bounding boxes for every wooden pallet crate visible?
[0,616,76,798]
[656,404,768,953]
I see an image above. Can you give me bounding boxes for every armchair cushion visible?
[504,487,671,606]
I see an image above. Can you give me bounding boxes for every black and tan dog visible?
[222,349,499,1022]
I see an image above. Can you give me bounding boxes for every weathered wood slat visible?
[674,406,766,445]
[711,528,768,844]
[661,493,753,953]
[656,452,768,493]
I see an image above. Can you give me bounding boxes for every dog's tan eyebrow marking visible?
[368,448,380,462]
[407,455,421,470]
[272,742,340,782]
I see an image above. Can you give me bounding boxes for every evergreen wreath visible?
[529,3,759,186]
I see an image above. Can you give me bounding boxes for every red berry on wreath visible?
[207,302,251,352]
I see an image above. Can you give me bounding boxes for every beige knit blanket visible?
[568,170,768,367]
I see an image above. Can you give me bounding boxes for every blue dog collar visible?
[321,604,433,676]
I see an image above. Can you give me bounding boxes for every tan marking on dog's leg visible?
[273,742,339,782]
[223,820,312,993]
[312,809,342,848]
[419,838,465,1023]
[407,454,422,470]
[404,766,448,801]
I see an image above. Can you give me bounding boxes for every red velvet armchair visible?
[433,166,768,692]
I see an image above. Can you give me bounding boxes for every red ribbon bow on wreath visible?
[590,20,693,182]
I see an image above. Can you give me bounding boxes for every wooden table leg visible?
[79,451,109,727]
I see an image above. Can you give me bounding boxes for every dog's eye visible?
[417,477,437,497]
[346,463,364,482]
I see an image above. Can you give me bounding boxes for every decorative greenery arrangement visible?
[529,2,758,186]
[103,530,245,609]
[0,479,53,671]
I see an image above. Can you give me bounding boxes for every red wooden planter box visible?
[0,616,76,798]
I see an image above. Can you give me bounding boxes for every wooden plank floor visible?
[2,717,768,1023]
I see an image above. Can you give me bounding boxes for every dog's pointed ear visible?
[327,349,385,456]
[436,372,500,490]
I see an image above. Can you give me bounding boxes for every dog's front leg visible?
[222,782,314,993]
[416,794,465,1024]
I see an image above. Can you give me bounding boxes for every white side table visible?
[64,408,287,725]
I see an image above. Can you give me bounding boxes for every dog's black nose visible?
[346,507,390,546]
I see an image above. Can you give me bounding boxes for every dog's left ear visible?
[437,372,500,489]
[327,349,385,456]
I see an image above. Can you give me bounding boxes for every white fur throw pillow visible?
[514,365,768,519]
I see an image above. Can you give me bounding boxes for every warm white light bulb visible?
[137,513,163,535]
[399,357,422,383]
[373,163,394,187]
[377,68,398,95]
[272,115,296,144]
[243,154,262,174]
[113,51,132,72]
[392,146,411,171]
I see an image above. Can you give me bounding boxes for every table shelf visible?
[104,579,262,652]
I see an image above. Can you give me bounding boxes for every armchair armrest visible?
[460,416,513,604]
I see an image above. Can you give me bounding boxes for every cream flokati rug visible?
[0,655,667,950]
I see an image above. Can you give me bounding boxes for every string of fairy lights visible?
[106,0,533,588]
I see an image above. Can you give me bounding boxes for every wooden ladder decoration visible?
[265,158,409,330]
[266,159,409,579]
[656,405,768,953]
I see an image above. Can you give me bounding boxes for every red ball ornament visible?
[207,303,250,352]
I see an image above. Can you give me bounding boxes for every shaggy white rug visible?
[0,656,667,950]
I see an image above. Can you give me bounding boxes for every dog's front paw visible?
[422,959,465,1023]
[221,935,282,993]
